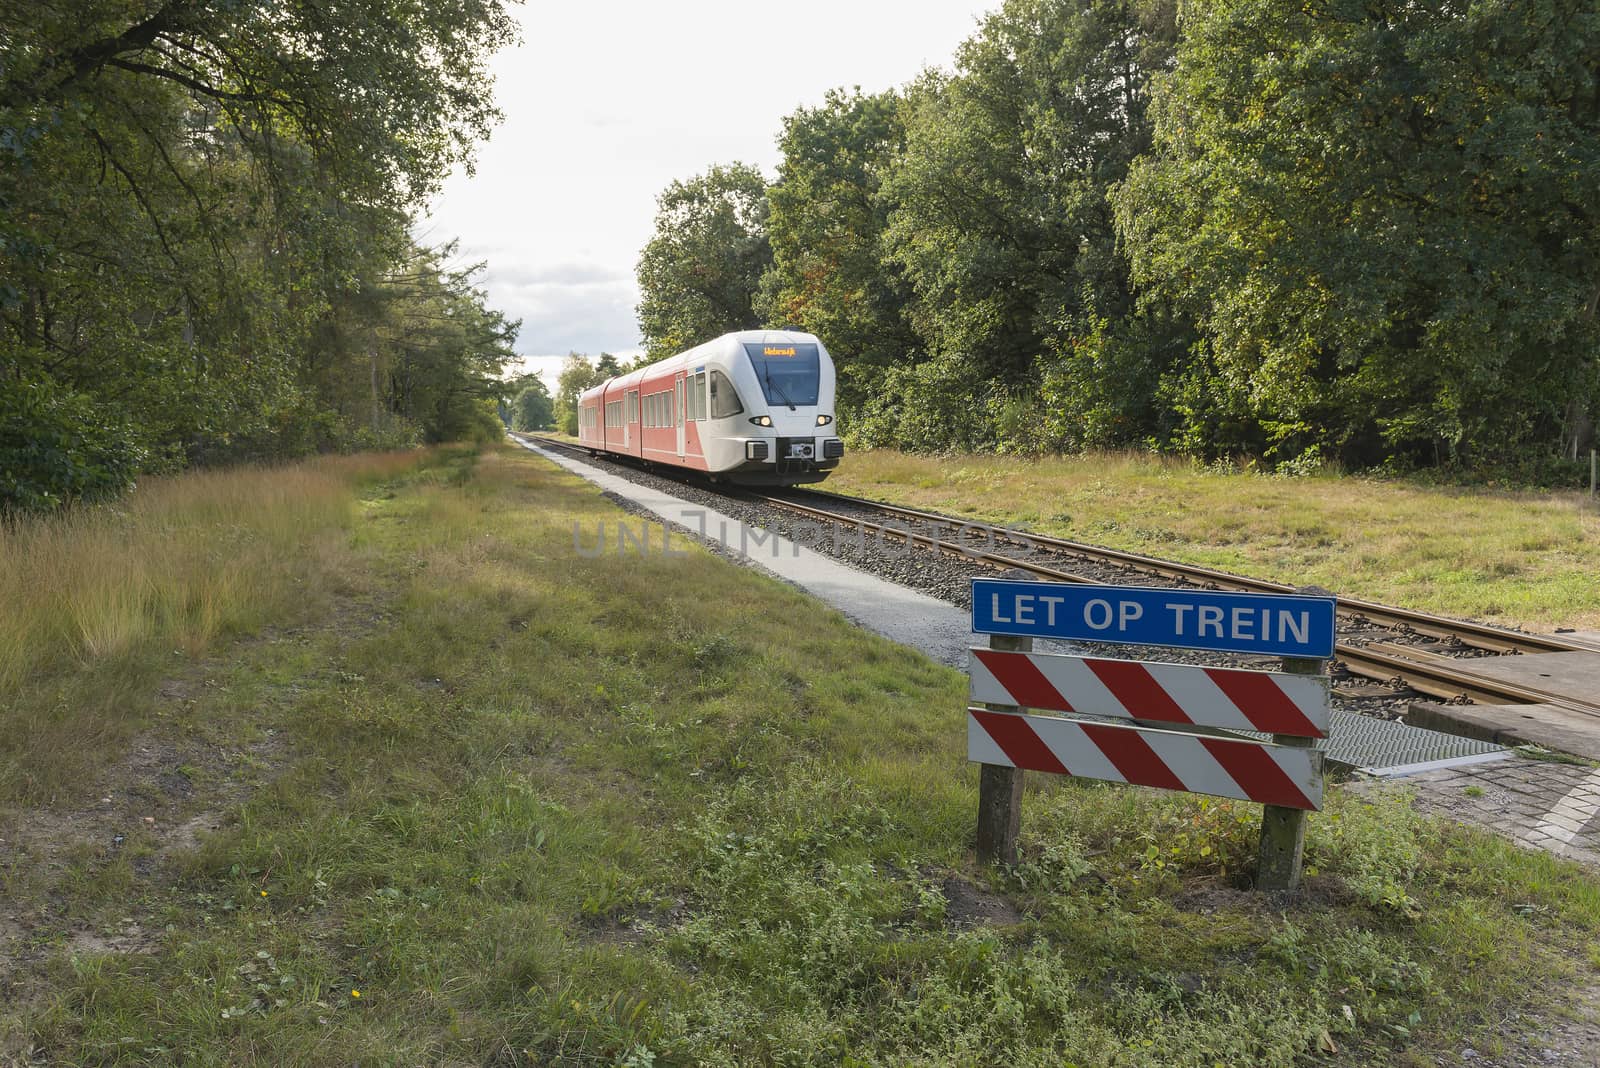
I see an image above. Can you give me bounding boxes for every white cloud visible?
[424,0,991,360]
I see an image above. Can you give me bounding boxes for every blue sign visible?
[971,580,1337,658]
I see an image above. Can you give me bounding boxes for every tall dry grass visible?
[0,451,421,691]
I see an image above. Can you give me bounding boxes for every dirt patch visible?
[63,919,161,958]
[162,812,224,856]
[1459,979,1600,1068]
[940,872,1024,928]
[583,897,689,947]
[0,731,278,977]
[1172,876,1266,915]
[1174,872,1357,915]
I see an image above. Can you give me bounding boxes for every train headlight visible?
[816,414,833,426]
[749,415,773,427]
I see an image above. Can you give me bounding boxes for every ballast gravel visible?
[527,441,1418,724]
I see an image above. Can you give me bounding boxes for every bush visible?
[849,352,1002,452]
[0,376,144,514]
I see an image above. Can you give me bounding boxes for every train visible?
[576,329,845,485]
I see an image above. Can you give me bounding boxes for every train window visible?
[743,342,820,407]
[709,370,743,418]
[627,390,638,423]
[691,372,706,420]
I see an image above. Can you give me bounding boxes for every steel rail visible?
[1359,641,1600,717]
[520,434,1592,716]
[781,486,1581,657]
[741,490,1597,716]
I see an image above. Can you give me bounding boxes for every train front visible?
[719,332,844,485]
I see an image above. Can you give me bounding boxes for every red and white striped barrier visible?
[968,707,1323,810]
[969,649,1328,738]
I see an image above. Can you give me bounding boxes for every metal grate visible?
[1321,711,1507,776]
[1224,710,1509,777]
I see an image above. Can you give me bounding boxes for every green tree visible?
[373,246,518,445]
[553,354,605,436]
[0,377,144,513]
[871,0,1178,450]
[1118,0,1600,470]
[759,88,921,414]
[1,0,512,202]
[510,379,554,431]
[0,0,518,508]
[636,163,771,357]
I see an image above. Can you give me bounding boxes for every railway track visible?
[521,434,1599,721]
[754,488,1600,718]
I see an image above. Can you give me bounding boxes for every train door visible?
[675,374,686,459]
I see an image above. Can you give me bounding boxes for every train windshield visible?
[743,342,820,407]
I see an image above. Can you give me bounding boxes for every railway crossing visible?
[520,434,1600,866]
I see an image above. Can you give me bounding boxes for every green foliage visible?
[1118,0,1600,469]
[0,0,519,510]
[554,353,606,435]
[884,0,1177,403]
[759,88,922,413]
[646,0,1597,477]
[635,163,771,358]
[0,375,143,513]
[1307,790,1432,914]
[509,379,554,432]
[851,351,1005,452]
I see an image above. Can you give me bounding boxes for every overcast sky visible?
[420,0,994,386]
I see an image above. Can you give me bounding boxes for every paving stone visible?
[1490,777,1560,798]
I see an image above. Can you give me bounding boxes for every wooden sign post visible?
[975,632,1029,865]
[968,580,1336,892]
[1256,656,1324,890]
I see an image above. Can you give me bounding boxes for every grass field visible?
[826,450,1600,631]
[0,451,423,808]
[2,444,1597,1064]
